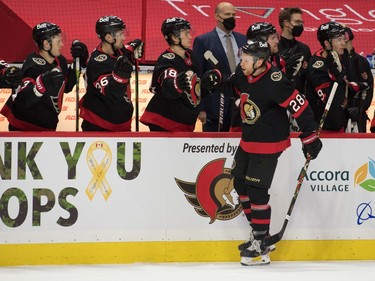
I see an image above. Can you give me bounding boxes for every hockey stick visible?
[204,50,224,132]
[134,44,143,132]
[134,59,140,132]
[73,40,80,132]
[263,81,339,248]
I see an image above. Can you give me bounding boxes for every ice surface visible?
[1,261,375,281]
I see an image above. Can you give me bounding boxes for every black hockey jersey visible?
[232,62,316,154]
[0,58,11,88]
[140,48,200,131]
[342,48,374,132]
[0,52,74,130]
[79,45,133,131]
[342,48,373,109]
[306,49,347,131]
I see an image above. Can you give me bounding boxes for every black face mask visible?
[291,24,304,37]
[222,17,236,31]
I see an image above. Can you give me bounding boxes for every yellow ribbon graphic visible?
[86,141,112,201]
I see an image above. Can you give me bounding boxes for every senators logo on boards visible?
[175,158,242,224]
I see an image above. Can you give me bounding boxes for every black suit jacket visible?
[193,28,246,131]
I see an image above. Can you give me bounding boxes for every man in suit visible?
[193,2,246,131]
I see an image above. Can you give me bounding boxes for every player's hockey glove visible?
[300,132,322,160]
[34,69,64,97]
[113,56,133,84]
[347,106,360,122]
[279,46,304,80]
[4,66,22,88]
[326,51,346,83]
[174,71,191,93]
[201,69,223,90]
[284,53,304,80]
[347,81,369,94]
[123,39,144,60]
[70,41,89,68]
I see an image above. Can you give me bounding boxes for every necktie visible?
[225,34,236,73]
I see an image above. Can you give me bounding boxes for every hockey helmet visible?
[32,22,61,48]
[241,40,270,60]
[161,17,191,44]
[344,26,354,41]
[317,22,345,46]
[96,15,126,39]
[246,22,277,41]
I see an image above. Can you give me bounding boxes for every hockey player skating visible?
[140,17,208,131]
[1,22,84,130]
[79,15,144,131]
[230,40,322,265]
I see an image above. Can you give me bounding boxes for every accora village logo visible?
[354,158,375,192]
[175,158,242,224]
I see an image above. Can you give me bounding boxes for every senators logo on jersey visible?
[94,54,107,62]
[240,93,260,125]
[312,60,324,68]
[162,53,175,60]
[270,71,282,82]
[32,57,46,65]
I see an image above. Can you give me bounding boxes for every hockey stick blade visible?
[204,50,219,66]
[263,81,338,248]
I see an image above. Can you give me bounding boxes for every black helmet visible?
[344,26,354,41]
[246,22,277,41]
[161,17,191,44]
[242,40,270,59]
[96,15,126,39]
[317,22,345,47]
[32,22,61,48]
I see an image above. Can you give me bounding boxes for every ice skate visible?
[240,239,272,266]
[238,233,276,252]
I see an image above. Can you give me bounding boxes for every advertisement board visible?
[1,133,375,264]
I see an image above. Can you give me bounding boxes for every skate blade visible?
[238,242,276,252]
[240,255,271,266]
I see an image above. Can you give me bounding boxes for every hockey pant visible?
[231,146,281,239]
